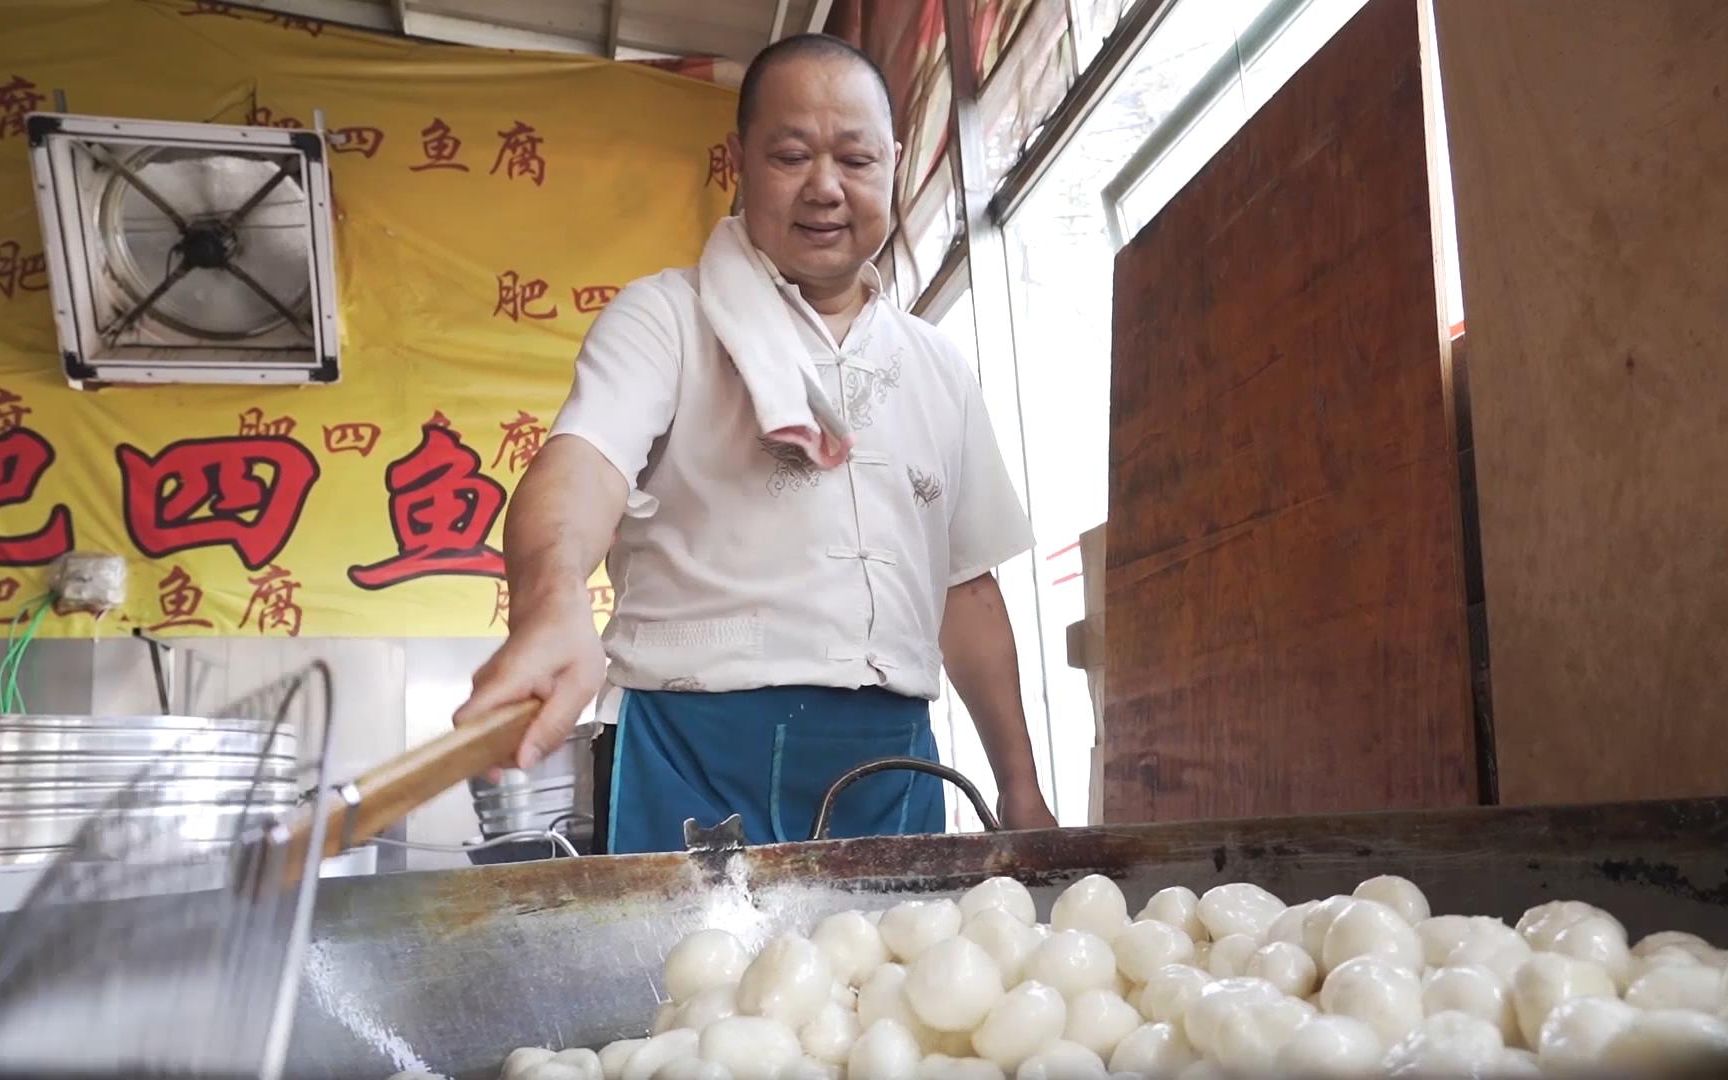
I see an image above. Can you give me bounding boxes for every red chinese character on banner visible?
[705,143,738,192]
[491,410,545,473]
[411,118,468,172]
[490,121,546,186]
[117,436,320,571]
[0,428,74,567]
[572,285,620,314]
[238,406,296,438]
[241,565,304,636]
[347,425,507,589]
[490,580,509,628]
[181,1,243,16]
[323,421,382,457]
[494,271,559,321]
[0,578,17,604]
[588,584,615,618]
[0,388,30,434]
[0,77,45,142]
[426,410,452,429]
[246,105,305,130]
[261,13,325,35]
[0,240,49,301]
[331,126,385,158]
[149,566,214,632]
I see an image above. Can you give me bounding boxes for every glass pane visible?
[978,0,1076,187]
[1071,0,1130,71]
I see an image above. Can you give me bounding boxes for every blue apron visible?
[606,685,947,854]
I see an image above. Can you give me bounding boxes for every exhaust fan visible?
[26,113,339,387]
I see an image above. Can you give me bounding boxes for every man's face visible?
[729,55,898,293]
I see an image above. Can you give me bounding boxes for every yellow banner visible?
[0,0,737,638]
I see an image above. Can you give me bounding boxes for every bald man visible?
[456,34,1056,852]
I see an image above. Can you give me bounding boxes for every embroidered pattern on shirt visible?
[660,676,705,692]
[908,466,943,508]
[842,351,903,429]
[759,435,820,496]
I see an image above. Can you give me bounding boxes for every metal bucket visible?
[465,722,597,842]
[0,715,300,867]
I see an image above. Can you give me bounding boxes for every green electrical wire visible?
[1,596,52,715]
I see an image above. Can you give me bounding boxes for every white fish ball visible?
[879,900,964,962]
[858,964,927,1035]
[1024,930,1118,998]
[1633,931,1717,960]
[971,981,1068,1070]
[1205,934,1259,978]
[1322,899,1423,975]
[799,1001,861,1066]
[1265,901,1318,948]
[906,936,1006,1032]
[1446,926,1534,985]
[1135,964,1214,1025]
[674,985,739,1033]
[1188,941,1212,973]
[1136,887,1208,943]
[1063,989,1142,1060]
[1274,1014,1385,1077]
[1415,915,1477,969]
[1422,964,1516,1044]
[1319,956,1424,1046]
[1181,976,1283,1059]
[776,1058,839,1080]
[1492,1048,1542,1077]
[1108,1022,1199,1075]
[963,909,1045,987]
[847,1019,922,1080]
[1599,1008,1728,1071]
[621,1031,699,1080]
[1014,1040,1107,1080]
[1211,996,1315,1072]
[665,931,750,1004]
[1633,945,1708,979]
[1053,875,1131,942]
[1535,994,1638,1069]
[1247,940,1318,998]
[1550,914,1634,990]
[1511,952,1618,1049]
[527,1062,597,1080]
[737,936,834,1029]
[503,1047,556,1080]
[811,911,890,988]
[651,1059,730,1080]
[1351,876,1430,926]
[1173,1063,1228,1080]
[599,1040,648,1080]
[924,1028,979,1058]
[1516,901,1624,953]
[385,1073,447,1080]
[1626,964,1725,1013]
[1197,883,1286,942]
[961,877,1038,927]
[1381,1010,1504,1076]
[699,1018,800,1080]
[1113,920,1197,984]
[652,1003,679,1036]
[1302,896,1357,962]
[918,1056,1006,1080]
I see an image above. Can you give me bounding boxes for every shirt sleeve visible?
[549,277,682,495]
[946,363,1035,586]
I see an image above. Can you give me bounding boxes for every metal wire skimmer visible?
[0,662,336,1080]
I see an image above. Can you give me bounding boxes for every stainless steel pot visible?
[466,721,598,841]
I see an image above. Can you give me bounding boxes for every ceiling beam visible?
[398,10,604,54]
[390,0,408,33]
[768,0,792,42]
[806,0,835,34]
[231,0,394,32]
[606,0,624,57]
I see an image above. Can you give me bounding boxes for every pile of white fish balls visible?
[392,874,1728,1079]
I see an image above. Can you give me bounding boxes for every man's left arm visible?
[941,572,1059,830]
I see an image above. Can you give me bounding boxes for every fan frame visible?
[25,113,340,389]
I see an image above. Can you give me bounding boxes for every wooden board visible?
[1102,0,1476,823]
[1434,1,1728,804]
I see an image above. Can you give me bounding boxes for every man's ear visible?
[726,131,744,170]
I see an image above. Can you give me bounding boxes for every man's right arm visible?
[453,434,627,770]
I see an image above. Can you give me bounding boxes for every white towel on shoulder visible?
[696,215,855,470]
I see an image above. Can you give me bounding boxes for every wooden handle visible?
[292,699,539,864]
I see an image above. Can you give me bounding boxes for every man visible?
[455,33,1056,852]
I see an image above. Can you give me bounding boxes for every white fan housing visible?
[26,113,339,387]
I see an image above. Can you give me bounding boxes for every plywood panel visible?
[1102,0,1475,823]
[1434,1,1728,804]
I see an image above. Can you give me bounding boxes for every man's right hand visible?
[453,596,607,777]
